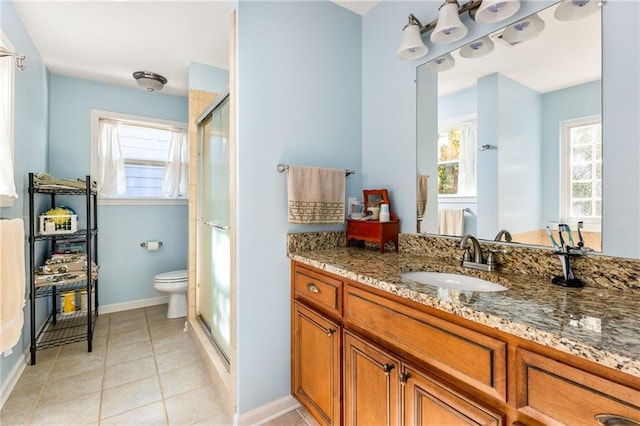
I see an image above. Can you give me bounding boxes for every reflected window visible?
[438,120,477,197]
[561,116,602,224]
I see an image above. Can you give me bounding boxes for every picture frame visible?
[363,189,397,220]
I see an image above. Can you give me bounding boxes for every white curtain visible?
[162,129,188,197]
[458,121,477,196]
[0,42,17,207]
[97,119,126,195]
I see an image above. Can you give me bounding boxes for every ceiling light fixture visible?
[554,0,603,21]
[397,0,520,61]
[133,71,167,93]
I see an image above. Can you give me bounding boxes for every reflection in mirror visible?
[416,1,602,252]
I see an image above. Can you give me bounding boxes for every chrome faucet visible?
[459,234,500,272]
[494,229,512,243]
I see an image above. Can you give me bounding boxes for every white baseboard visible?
[0,348,28,410]
[235,395,300,426]
[98,296,169,315]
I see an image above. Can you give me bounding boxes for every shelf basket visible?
[39,214,78,235]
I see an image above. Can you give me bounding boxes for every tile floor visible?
[0,305,314,426]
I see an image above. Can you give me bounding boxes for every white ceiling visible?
[11,0,234,96]
[11,1,599,98]
[10,0,376,97]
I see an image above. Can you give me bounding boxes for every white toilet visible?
[153,269,188,318]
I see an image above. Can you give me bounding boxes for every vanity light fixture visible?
[431,0,469,44]
[0,46,25,71]
[425,53,456,72]
[474,0,521,24]
[501,13,545,45]
[132,71,167,93]
[397,14,429,59]
[459,35,494,58]
[554,0,603,21]
[397,0,520,60]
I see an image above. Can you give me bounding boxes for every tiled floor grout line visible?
[146,308,172,426]
[96,313,110,425]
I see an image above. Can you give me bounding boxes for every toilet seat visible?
[154,269,187,283]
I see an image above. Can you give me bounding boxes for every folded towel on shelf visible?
[287,166,345,224]
[438,209,464,236]
[33,173,97,191]
[417,174,428,219]
[0,219,26,354]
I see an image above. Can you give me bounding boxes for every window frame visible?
[559,114,602,228]
[90,109,188,206]
[437,114,478,203]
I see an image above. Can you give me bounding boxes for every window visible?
[438,119,477,199]
[561,116,602,224]
[0,31,17,207]
[91,111,187,205]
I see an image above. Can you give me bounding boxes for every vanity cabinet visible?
[515,349,640,425]
[292,264,344,426]
[290,260,640,426]
[344,331,502,426]
[343,331,402,425]
[292,302,342,426]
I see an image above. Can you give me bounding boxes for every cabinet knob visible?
[595,415,640,426]
[399,372,410,385]
[382,363,395,376]
[326,329,336,337]
[306,283,320,293]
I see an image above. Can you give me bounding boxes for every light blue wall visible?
[188,61,229,93]
[439,86,476,123]
[495,74,542,235]
[477,74,500,239]
[236,0,361,413]
[541,80,601,225]
[602,1,640,257]
[0,0,49,391]
[47,75,189,306]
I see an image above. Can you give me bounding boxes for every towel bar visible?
[276,163,355,176]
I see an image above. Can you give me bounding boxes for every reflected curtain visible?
[162,128,188,197]
[0,43,17,207]
[97,119,126,195]
[458,121,477,196]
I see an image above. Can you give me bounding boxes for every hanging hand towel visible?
[287,166,345,224]
[438,209,464,236]
[0,219,26,354]
[416,174,428,219]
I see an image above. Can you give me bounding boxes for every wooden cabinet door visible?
[344,331,402,426]
[403,365,504,426]
[292,302,341,426]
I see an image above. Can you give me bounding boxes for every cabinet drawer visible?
[294,265,343,316]
[516,349,640,425]
[345,285,506,401]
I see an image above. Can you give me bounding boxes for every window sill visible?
[437,196,477,204]
[98,197,188,206]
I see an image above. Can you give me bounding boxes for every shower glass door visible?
[197,95,231,363]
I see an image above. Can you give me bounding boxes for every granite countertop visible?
[289,247,640,378]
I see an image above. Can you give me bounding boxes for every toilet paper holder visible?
[140,241,163,249]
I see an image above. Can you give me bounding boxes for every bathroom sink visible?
[401,272,508,292]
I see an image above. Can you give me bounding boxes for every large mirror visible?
[417,1,602,252]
